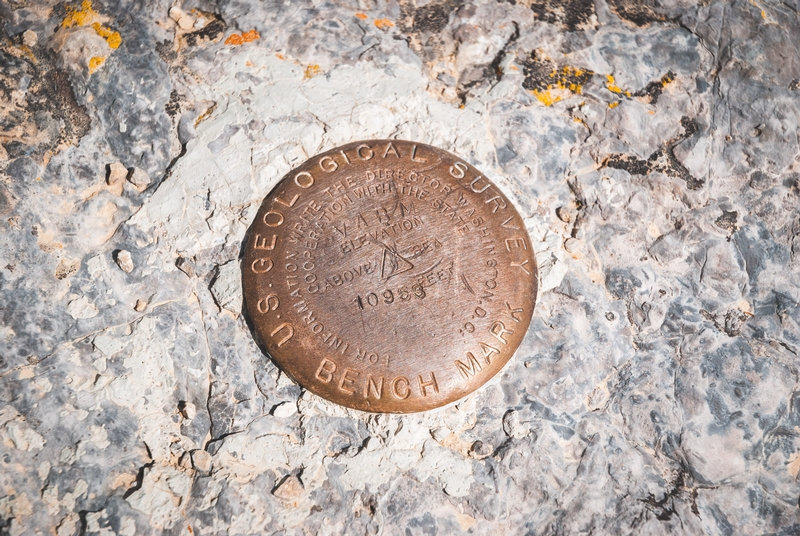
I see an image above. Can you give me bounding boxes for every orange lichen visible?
[532,90,562,106]
[605,75,631,97]
[194,103,217,127]
[304,64,321,78]
[242,30,260,42]
[88,56,106,73]
[560,66,589,92]
[61,0,98,28]
[529,64,593,106]
[608,101,620,109]
[541,65,591,93]
[92,23,121,49]
[225,29,260,46]
[374,18,394,29]
[747,0,767,19]
[61,2,123,50]
[275,53,285,60]
[521,52,594,107]
[355,13,368,20]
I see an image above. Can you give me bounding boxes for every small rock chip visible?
[272,401,297,419]
[191,449,212,473]
[107,162,128,186]
[502,409,532,439]
[210,260,243,314]
[55,258,80,280]
[362,436,380,451]
[67,296,99,319]
[115,250,134,273]
[469,440,493,458]
[134,299,147,312]
[564,238,581,254]
[749,171,772,191]
[177,14,195,30]
[128,167,151,191]
[556,206,574,223]
[431,427,450,442]
[176,256,195,277]
[273,475,304,503]
[179,452,193,470]
[168,6,186,21]
[22,29,37,47]
[106,162,128,195]
[179,401,197,420]
[325,433,353,457]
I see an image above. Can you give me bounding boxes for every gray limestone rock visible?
[2,0,800,534]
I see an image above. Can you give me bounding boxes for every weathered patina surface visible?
[242,140,537,413]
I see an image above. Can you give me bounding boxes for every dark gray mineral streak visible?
[2,0,800,534]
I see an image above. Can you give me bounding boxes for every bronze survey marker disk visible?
[242,140,538,413]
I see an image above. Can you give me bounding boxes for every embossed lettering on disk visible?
[242,140,538,413]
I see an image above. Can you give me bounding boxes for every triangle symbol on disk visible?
[381,246,414,280]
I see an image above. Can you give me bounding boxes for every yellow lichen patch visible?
[548,66,591,93]
[532,89,563,107]
[608,101,620,109]
[520,52,594,105]
[92,23,121,49]
[304,64,321,78]
[243,30,260,42]
[88,56,106,73]
[528,66,593,105]
[61,0,98,28]
[374,18,394,29]
[225,29,260,46]
[605,75,631,96]
[747,0,768,19]
[194,103,217,127]
[661,72,675,86]
[61,2,123,51]
[225,34,243,45]
[355,13,368,20]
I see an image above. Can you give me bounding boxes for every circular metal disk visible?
[242,140,538,413]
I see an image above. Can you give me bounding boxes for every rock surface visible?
[2,0,800,534]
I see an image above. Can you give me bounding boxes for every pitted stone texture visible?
[1,0,800,534]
